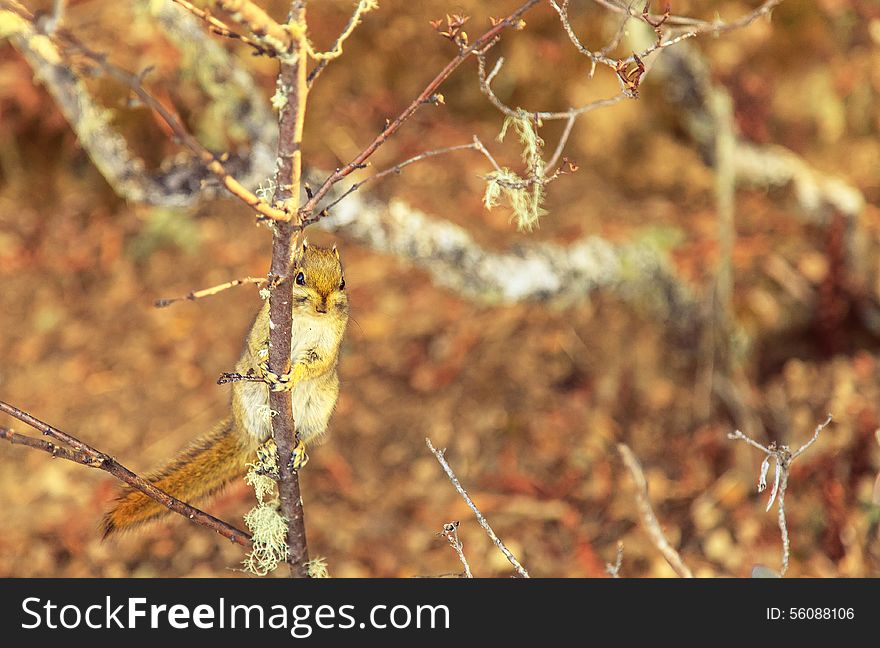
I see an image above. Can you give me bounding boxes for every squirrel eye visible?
[295,272,305,286]
[339,277,346,290]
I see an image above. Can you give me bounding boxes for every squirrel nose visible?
[316,303,328,313]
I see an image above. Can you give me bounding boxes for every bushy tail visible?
[102,418,250,537]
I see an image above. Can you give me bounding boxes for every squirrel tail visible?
[102,417,251,538]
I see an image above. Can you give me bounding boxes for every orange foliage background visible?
[1,0,879,577]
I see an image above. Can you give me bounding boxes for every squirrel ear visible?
[302,238,309,251]
[332,244,339,259]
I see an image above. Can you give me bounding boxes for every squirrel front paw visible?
[257,359,306,392]
[289,438,309,471]
[255,437,308,473]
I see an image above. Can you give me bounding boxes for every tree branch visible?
[210,0,292,55]
[727,414,832,575]
[306,0,377,86]
[617,443,694,578]
[171,0,276,56]
[154,276,267,308]
[266,1,310,578]
[298,0,541,220]
[1,0,289,221]
[426,438,530,577]
[313,142,485,218]
[318,185,696,321]
[438,521,473,578]
[0,401,252,547]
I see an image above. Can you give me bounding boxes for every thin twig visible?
[477,52,627,121]
[617,443,694,578]
[439,521,473,578]
[315,143,480,216]
[210,0,292,55]
[171,0,275,56]
[298,0,542,221]
[0,0,290,222]
[0,403,252,547]
[598,2,635,60]
[792,414,833,460]
[727,414,832,575]
[605,541,624,577]
[594,0,781,32]
[155,276,267,308]
[306,0,378,86]
[546,113,577,172]
[549,0,618,71]
[471,135,504,173]
[217,370,263,385]
[426,438,530,578]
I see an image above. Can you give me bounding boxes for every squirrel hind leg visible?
[102,417,250,538]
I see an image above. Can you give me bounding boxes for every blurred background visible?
[1,0,879,577]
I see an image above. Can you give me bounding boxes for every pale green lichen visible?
[499,112,545,172]
[307,556,331,578]
[483,112,548,231]
[270,83,289,112]
[244,438,279,503]
[242,439,288,575]
[256,178,277,202]
[242,504,289,576]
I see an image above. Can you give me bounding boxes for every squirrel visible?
[102,241,349,536]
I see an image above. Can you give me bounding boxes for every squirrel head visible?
[292,240,348,317]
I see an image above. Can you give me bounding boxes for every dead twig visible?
[605,541,624,577]
[307,0,379,86]
[314,142,488,218]
[617,443,694,578]
[438,521,473,578]
[298,0,542,221]
[210,0,292,56]
[476,53,627,121]
[1,0,290,222]
[426,438,530,578]
[171,0,275,56]
[727,414,833,576]
[155,276,267,308]
[0,402,252,547]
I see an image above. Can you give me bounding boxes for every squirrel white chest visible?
[289,314,338,364]
[236,313,343,446]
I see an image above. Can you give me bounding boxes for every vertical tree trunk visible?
[267,1,310,578]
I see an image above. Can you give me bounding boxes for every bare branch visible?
[793,415,833,459]
[171,0,275,56]
[617,443,694,578]
[0,403,252,547]
[478,53,627,121]
[426,438,530,578]
[1,0,290,222]
[216,370,264,386]
[265,2,310,578]
[594,0,782,34]
[549,0,618,72]
[438,521,473,578]
[155,276,267,308]
[307,0,378,61]
[210,0,292,56]
[318,188,696,322]
[314,143,485,217]
[727,414,832,575]
[605,541,624,578]
[298,0,542,221]
[545,113,577,172]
